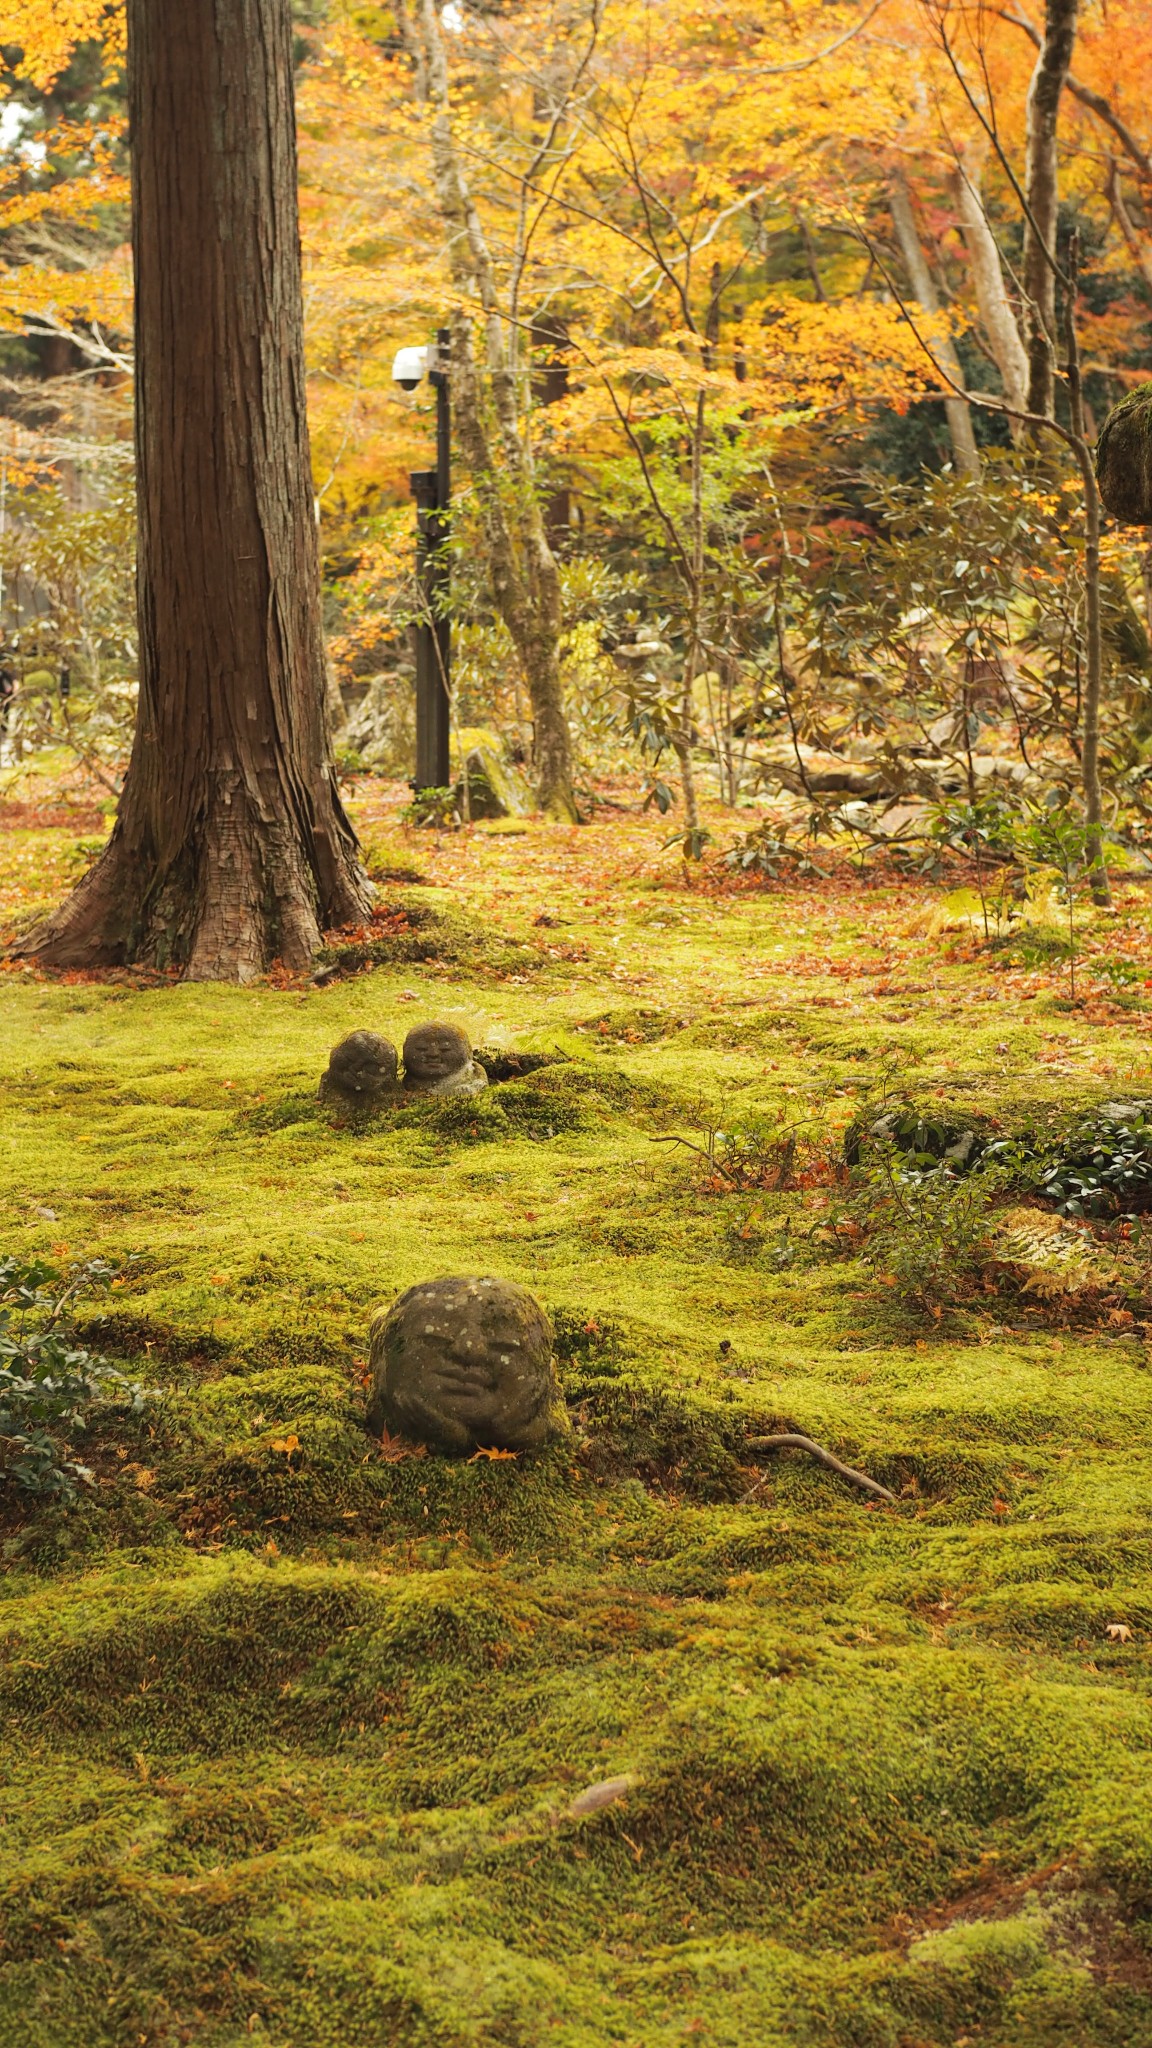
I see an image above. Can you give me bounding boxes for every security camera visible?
[391,343,431,391]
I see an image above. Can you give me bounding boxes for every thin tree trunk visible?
[1062,233,1109,904]
[19,0,370,979]
[674,389,707,833]
[531,313,573,543]
[954,149,1029,425]
[888,170,981,478]
[1022,0,1078,420]
[413,0,578,821]
[1003,7,1152,187]
[674,717,701,833]
[1105,160,1152,291]
[450,319,575,820]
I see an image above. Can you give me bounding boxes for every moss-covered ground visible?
[4,778,1152,2046]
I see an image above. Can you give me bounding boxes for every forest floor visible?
[3,766,1152,2047]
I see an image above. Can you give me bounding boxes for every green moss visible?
[3,816,1152,2042]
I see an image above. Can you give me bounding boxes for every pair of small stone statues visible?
[320,1021,487,1107]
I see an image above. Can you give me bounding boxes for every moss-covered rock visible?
[1096,382,1152,525]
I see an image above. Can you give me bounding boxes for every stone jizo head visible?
[365,1275,566,1454]
[320,1030,398,1105]
[402,1021,487,1097]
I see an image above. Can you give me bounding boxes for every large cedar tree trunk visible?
[20,0,371,979]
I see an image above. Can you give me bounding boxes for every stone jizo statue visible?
[402,1021,488,1097]
[365,1275,568,1454]
[319,1030,398,1106]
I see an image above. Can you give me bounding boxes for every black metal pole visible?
[410,468,446,793]
[428,326,451,785]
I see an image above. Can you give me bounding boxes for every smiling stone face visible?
[402,1021,487,1098]
[320,1031,398,1105]
[365,1276,567,1453]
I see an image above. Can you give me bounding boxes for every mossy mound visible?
[314,891,547,981]
[3,1545,1152,2043]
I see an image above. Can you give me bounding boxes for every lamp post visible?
[392,327,451,793]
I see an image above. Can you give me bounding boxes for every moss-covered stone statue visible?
[402,1021,488,1097]
[365,1275,569,1454]
[1095,382,1152,525]
[319,1030,398,1107]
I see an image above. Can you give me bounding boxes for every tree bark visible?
[18,0,371,979]
[1022,0,1078,420]
[954,148,1030,425]
[888,171,981,478]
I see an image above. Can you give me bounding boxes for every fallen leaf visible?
[270,1434,300,1455]
[375,1428,425,1463]
[468,1446,520,1462]
[568,1773,637,1817]
[1106,1623,1133,1642]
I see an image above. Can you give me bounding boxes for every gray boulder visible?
[457,744,533,820]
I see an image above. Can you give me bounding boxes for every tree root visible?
[742,1434,896,1504]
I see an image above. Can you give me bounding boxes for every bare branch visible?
[743,1434,896,1503]
[742,0,887,75]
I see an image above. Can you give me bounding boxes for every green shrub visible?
[842,1152,1008,1315]
[0,1255,156,1502]
[987,1101,1152,1217]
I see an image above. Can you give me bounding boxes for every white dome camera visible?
[391,343,431,392]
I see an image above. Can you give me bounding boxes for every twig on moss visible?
[742,1433,896,1504]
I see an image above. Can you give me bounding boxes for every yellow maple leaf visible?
[468,1446,519,1462]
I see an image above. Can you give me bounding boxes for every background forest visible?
[1,0,1152,856]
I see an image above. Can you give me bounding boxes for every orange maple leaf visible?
[375,1428,425,1463]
